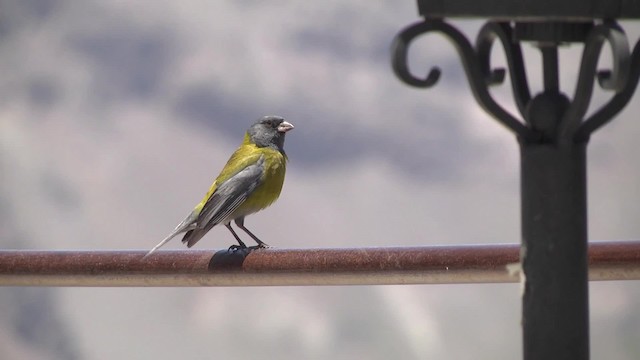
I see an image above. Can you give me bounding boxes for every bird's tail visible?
[181,221,216,248]
[143,211,198,258]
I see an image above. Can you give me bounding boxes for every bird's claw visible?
[228,244,247,251]
[227,243,270,252]
[249,243,271,250]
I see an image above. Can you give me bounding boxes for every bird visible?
[144,115,294,257]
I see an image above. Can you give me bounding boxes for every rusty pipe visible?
[0,241,638,286]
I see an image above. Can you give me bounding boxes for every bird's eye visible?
[267,120,279,128]
[260,117,283,128]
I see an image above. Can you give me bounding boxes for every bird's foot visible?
[228,244,247,251]
[248,243,271,250]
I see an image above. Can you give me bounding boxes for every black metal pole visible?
[519,37,590,358]
[520,140,589,359]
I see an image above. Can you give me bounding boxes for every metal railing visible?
[1,241,638,286]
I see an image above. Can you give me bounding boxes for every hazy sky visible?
[1,1,639,359]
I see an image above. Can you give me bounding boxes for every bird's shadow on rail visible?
[207,248,255,270]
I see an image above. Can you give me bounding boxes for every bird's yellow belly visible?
[232,150,287,218]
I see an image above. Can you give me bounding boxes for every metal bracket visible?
[391,19,640,144]
[391,20,535,141]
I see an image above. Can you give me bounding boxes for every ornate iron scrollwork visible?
[391,20,535,141]
[559,22,631,140]
[476,22,531,118]
[391,19,640,143]
[574,29,640,142]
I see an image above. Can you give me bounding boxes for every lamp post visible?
[391,3,640,359]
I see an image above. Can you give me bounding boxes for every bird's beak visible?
[277,121,294,133]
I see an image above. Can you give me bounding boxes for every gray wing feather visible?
[181,156,265,248]
[144,156,265,256]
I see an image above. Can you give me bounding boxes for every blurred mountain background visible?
[1,1,639,359]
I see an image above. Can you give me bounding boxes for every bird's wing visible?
[182,155,265,248]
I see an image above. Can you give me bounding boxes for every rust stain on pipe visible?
[0,241,638,286]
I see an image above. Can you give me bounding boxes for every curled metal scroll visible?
[391,20,535,141]
[391,20,443,88]
[558,21,631,141]
[476,22,532,119]
[574,38,640,142]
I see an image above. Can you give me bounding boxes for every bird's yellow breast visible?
[194,135,288,219]
[236,145,287,214]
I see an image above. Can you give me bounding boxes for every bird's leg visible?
[225,223,247,250]
[235,218,270,248]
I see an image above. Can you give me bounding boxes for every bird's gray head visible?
[247,115,294,152]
